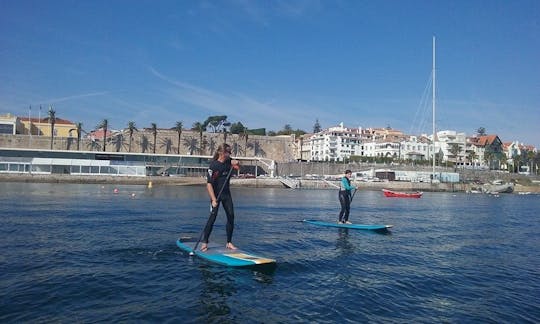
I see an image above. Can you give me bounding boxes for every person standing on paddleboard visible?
[338,170,356,224]
[201,143,240,252]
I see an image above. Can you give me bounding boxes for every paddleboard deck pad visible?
[177,237,276,267]
[303,219,393,231]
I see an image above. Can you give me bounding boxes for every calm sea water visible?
[1,182,539,323]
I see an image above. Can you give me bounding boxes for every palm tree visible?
[192,122,205,154]
[173,121,183,154]
[76,123,82,150]
[467,150,477,168]
[96,119,109,152]
[48,106,56,150]
[449,143,462,170]
[127,121,137,153]
[151,123,157,153]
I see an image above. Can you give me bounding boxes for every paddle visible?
[350,188,358,202]
[190,165,235,256]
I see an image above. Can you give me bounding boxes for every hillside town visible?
[1,111,537,177]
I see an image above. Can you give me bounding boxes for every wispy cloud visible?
[148,66,324,130]
[38,91,110,105]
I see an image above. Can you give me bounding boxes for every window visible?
[0,124,14,134]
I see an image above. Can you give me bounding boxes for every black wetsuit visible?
[202,159,234,244]
[338,176,354,223]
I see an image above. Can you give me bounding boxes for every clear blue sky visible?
[1,1,539,147]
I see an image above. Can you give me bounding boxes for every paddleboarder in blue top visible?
[201,143,240,252]
[338,170,356,224]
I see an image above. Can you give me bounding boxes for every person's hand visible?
[232,159,240,170]
[211,199,218,208]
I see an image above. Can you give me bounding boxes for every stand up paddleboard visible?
[303,219,393,231]
[177,237,276,267]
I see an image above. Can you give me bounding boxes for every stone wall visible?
[0,131,296,162]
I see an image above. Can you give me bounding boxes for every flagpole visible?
[28,105,32,147]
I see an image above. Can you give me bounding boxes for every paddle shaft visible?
[350,188,358,202]
[191,166,234,254]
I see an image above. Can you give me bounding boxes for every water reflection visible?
[198,266,236,320]
[335,228,354,256]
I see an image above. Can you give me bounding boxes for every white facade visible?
[399,136,432,161]
[362,141,400,158]
[436,130,467,163]
[309,123,361,162]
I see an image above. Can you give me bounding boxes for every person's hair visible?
[213,143,232,160]
[345,169,352,174]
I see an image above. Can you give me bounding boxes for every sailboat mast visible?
[432,36,436,180]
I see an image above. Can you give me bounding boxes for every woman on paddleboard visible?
[338,170,356,224]
[201,143,240,252]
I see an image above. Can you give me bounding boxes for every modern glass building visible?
[0,148,213,177]
[0,148,275,177]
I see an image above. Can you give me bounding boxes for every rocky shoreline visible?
[1,173,538,193]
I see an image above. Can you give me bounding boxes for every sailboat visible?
[431,36,439,184]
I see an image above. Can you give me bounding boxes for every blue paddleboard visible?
[176,237,276,267]
[303,219,393,231]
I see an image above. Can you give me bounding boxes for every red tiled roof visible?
[471,135,498,146]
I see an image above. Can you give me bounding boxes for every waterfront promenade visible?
[1,173,538,193]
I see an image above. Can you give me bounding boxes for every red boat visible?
[382,189,423,198]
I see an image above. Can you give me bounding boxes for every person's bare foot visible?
[200,243,208,252]
[226,242,237,250]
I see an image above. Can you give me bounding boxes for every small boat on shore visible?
[382,188,423,198]
[482,180,514,194]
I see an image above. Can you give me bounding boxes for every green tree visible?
[127,121,138,153]
[449,143,462,170]
[173,121,183,154]
[467,150,477,168]
[313,119,322,133]
[48,106,56,150]
[477,127,486,136]
[230,122,246,134]
[192,122,205,154]
[96,119,109,152]
[281,124,293,135]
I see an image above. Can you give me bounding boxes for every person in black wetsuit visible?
[338,169,356,224]
[201,143,239,252]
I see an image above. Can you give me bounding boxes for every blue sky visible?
[1,0,539,147]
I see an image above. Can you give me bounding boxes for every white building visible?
[309,123,361,162]
[399,136,432,161]
[436,130,467,164]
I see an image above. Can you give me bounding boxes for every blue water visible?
[1,182,539,323]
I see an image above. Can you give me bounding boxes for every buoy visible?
[113,188,119,194]
[148,181,153,189]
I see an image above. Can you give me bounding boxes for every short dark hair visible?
[345,170,352,174]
